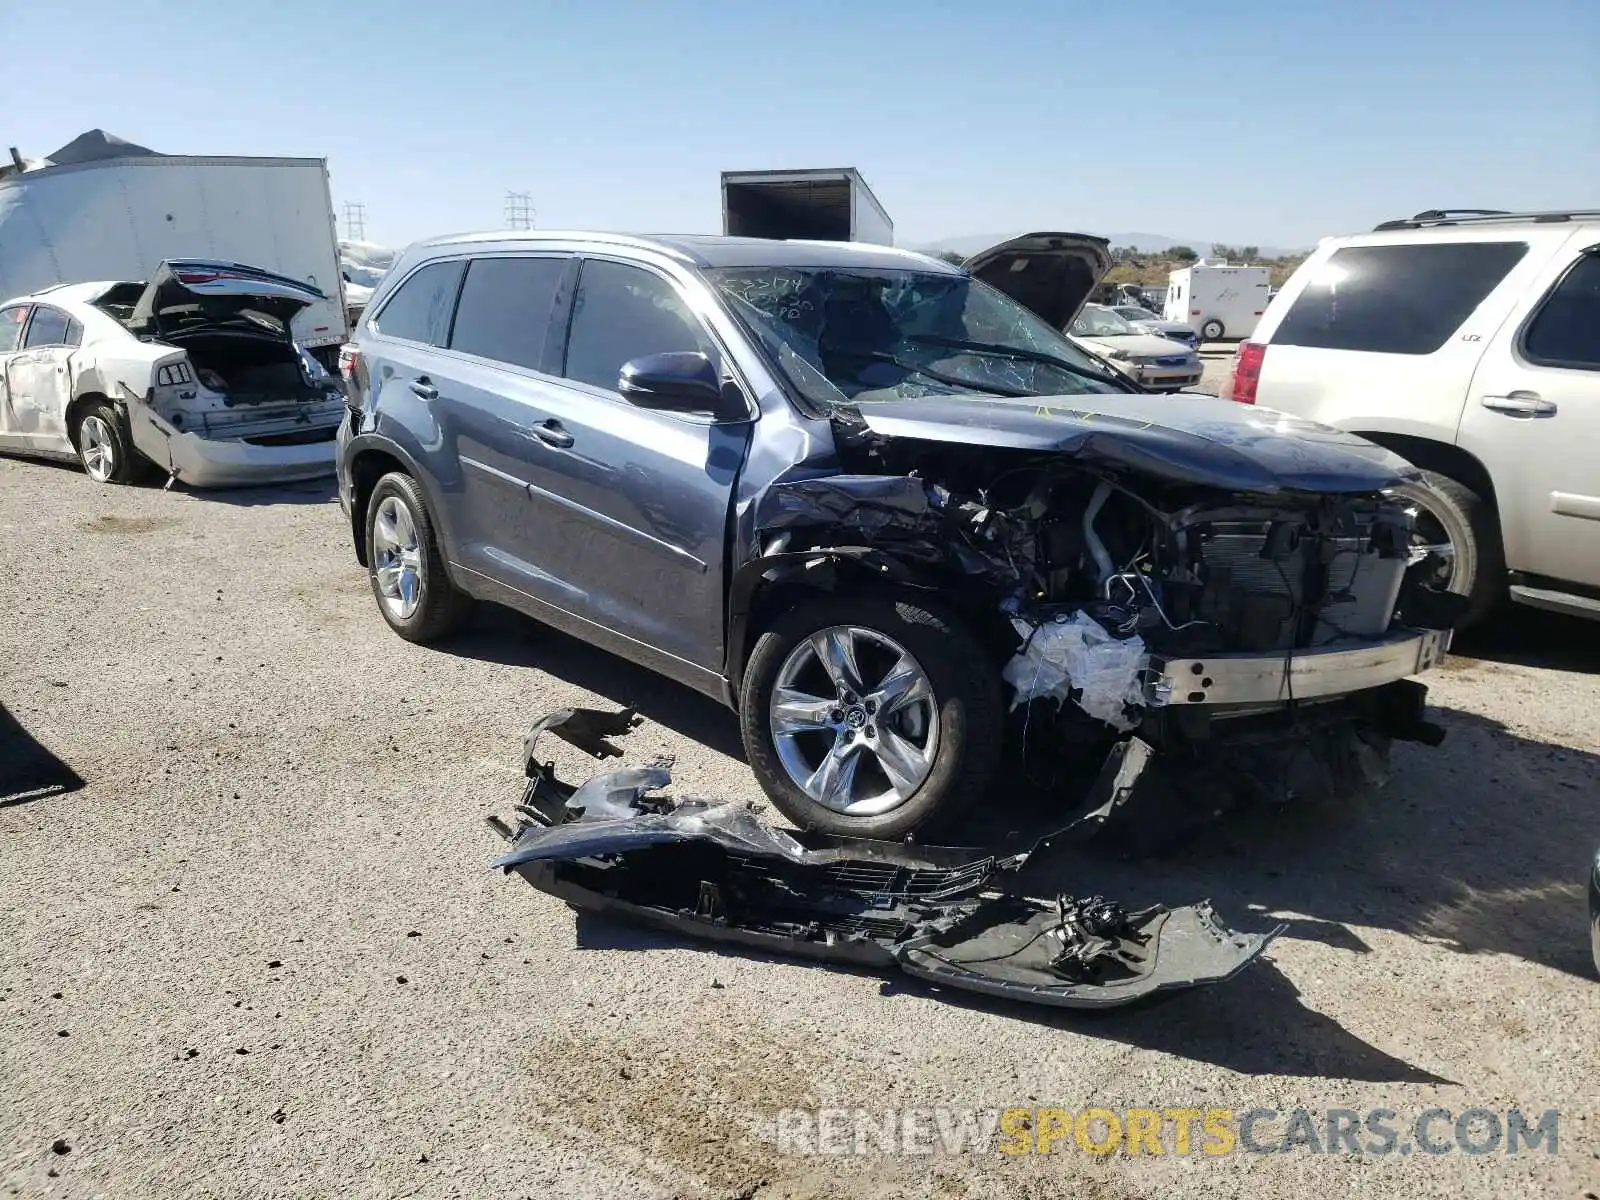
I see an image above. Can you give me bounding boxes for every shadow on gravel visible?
[1446,604,1600,674]
[441,607,746,761]
[0,704,84,807]
[191,477,339,507]
[570,903,1449,1084]
[878,966,1456,1085]
[992,703,1597,981]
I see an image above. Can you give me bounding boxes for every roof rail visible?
[1374,208,1600,231]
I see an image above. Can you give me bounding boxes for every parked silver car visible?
[1068,304,1203,390]
[1110,304,1200,349]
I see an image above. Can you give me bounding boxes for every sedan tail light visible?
[337,344,360,381]
[1228,341,1266,405]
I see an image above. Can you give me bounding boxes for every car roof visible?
[4,281,123,307]
[407,229,960,273]
[1325,209,1600,249]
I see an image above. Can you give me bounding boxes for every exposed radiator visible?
[1197,521,1407,649]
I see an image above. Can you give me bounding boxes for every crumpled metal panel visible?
[853,392,1420,494]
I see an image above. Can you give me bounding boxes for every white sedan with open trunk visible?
[0,260,345,487]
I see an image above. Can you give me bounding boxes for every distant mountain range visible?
[916,232,1303,260]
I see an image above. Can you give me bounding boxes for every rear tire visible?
[1392,471,1503,630]
[73,402,137,485]
[739,590,1004,840]
[364,471,474,643]
[1200,318,1225,341]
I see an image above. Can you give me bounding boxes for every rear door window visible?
[0,306,28,353]
[448,256,567,372]
[370,259,464,345]
[1521,251,1600,371]
[22,306,70,348]
[561,260,713,392]
[1273,241,1528,355]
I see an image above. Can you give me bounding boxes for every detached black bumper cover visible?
[487,708,1280,1010]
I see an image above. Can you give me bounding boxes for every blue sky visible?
[6,0,1595,250]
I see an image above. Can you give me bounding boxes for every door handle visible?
[533,419,574,449]
[1481,391,1556,418]
[408,377,438,400]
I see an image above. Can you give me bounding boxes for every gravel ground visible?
[1,455,1596,1200]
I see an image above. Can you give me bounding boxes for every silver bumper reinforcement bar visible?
[1149,627,1453,707]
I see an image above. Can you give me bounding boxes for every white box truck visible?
[721,168,894,245]
[1164,260,1272,342]
[0,154,348,361]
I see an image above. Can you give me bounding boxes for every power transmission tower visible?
[504,191,535,230]
[342,201,368,241]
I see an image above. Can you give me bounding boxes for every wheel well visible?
[64,392,114,448]
[1353,433,1499,510]
[348,449,407,566]
[728,560,1012,698]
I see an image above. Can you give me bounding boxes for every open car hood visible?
[486,708,1278,1011]
[130,259,328,340]
[961,232,1113,330]
[855,393,1420,494]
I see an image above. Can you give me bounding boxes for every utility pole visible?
[342,201,368,242]
[504,191,535,230]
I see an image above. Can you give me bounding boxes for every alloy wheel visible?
[79,415,116,482]
[1405,496,1463,592]
[769,625,940,817]
[371,494,424,620]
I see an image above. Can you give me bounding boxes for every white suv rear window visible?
[1274,241,1527,355]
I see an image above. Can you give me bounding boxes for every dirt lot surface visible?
[2,456,1596,1200]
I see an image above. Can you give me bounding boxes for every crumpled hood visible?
[855,393,1421,494]
[1073,332,1197,359]
[130,259,328,340]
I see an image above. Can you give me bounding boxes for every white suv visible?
[1224,209,1600,627]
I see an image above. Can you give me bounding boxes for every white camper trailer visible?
[1164,260,1272,342]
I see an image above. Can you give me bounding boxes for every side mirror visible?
[618,352,743,419]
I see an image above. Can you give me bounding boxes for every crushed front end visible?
[748,412,1457,833]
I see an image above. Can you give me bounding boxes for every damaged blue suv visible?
[336,231,1456,839]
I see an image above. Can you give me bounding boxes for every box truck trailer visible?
[721,168,893,245]
[1163,261,1272,342]
[0,153,348,361]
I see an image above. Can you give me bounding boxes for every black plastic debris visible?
[487,708,1278,1010]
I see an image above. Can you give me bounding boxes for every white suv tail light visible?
[1226,341,1266,404]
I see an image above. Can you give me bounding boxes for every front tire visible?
[1392,472,1503,630]
[364,471,474,643]
[1200,318,1225,341]
[739,591,1004,840]
[74,403,137,484]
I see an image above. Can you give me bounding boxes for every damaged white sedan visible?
[0,260,345,487]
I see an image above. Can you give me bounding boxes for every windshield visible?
[1113,306,1157,322]
[706,266,1131,411]
[1071,306,1141,337]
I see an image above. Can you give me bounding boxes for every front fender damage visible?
[487,708,1280,1009]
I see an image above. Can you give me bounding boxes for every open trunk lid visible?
[961,232,1113,331]
[130,259,328,341]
